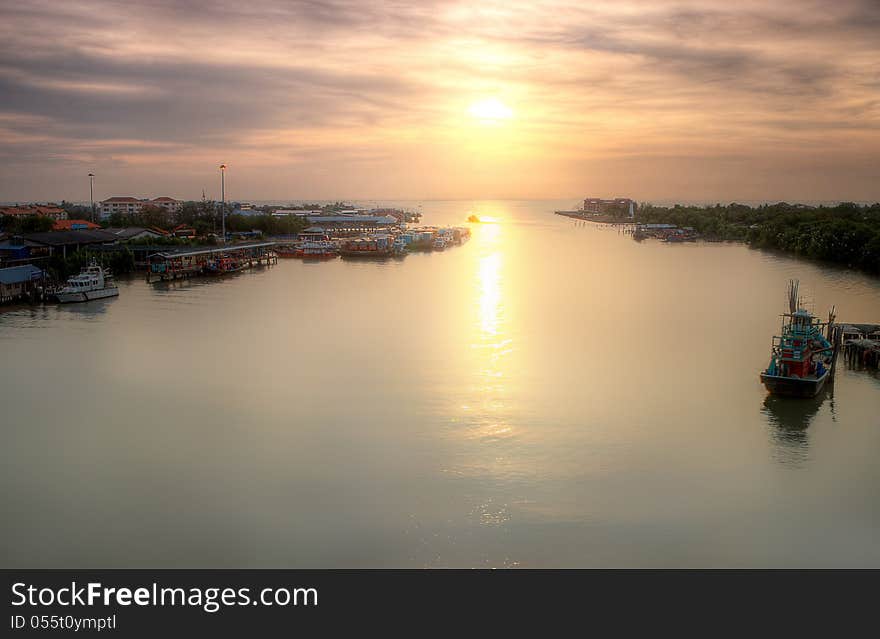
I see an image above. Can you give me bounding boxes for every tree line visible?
[634,202,880,273]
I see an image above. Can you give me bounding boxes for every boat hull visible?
[339,250,394,259]
[204,266,245,275]
[760,371,829,398]
[56,287,119,304]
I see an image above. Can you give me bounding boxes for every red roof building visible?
[53,219,100,231]
[0,205,68,220]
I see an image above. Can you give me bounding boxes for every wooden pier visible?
[839,323,880,370]
[147,242,278,283]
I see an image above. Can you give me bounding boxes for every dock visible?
[147,242,278,282]
[840,323,880,370]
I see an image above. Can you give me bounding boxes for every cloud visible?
[0,0,877,200]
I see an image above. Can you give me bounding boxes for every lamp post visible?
[220,164,227,243]
[88,173,95,222]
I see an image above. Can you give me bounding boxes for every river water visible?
[2,200,879,567]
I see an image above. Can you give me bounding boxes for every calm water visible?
[2,200,879,567]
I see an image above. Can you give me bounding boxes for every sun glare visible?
[468,98,513,122]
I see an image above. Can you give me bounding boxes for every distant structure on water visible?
[555,196,636,220]
[582,197,636,218]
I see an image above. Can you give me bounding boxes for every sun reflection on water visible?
[478,252,502,336]
[450,216,523,475]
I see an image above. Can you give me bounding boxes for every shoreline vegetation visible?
[2,200,318,279]
[588,201,880,275]
[4,200,880,279]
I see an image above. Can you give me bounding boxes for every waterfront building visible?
[0,237,49,268]
[583,197,637,217]
[304,214,399,234]
[23,229,119,258]
[100,196,181,218]
[0,264,45,303]
[272,209,324,217]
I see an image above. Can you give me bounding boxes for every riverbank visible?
[561,202,880,274]
[642,202,880,273]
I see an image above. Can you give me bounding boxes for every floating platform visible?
[147,242,278,282]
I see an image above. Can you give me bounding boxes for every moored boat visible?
[55,260,119,303]
[275,244,299,258]
[294,240,338,259]
[338,235,399,258]
[204,255,246,275]
[760,280,836,398]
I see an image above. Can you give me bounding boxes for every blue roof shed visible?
[0,264,45,285]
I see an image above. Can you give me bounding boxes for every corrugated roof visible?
[306,215,397,224]
[0,264,44,284]
[106,227,166,239]
[23,229,119,246]
[150,241,277,259]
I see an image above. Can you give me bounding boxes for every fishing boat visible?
[294,240,338,259]
[338,236,396,258]
[392,238,407,257]
[760,280,836,398]
[453,227,471,244]
[204,255,246,275]
[55,260,119,303]
[275,244,299,258]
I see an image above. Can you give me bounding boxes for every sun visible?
[467,98,513,122]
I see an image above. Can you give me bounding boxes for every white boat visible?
[55,261,119,303]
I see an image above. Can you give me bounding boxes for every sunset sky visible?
[1,0,878,203]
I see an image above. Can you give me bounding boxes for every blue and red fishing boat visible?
[760,280,837,398]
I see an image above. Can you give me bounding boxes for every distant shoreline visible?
[556,201,880,275]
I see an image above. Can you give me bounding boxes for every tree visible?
[0,214,54,234]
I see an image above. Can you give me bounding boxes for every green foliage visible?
[636,202,880,273]
[59,200,93,219]
[125,236,194,247]
[1,214,54,234]
[106,205,173,230]
[50,248,135,279]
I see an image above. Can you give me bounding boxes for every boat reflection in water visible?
[761,386,834,466]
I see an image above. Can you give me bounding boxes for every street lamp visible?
[88,173,95,222]
[220,164,227,243]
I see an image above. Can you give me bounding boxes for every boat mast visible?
[788,279,799,314]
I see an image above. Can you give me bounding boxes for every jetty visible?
[840,323,880,370]
[147,242,277,282]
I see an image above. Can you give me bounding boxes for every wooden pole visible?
[829,325,841,380]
